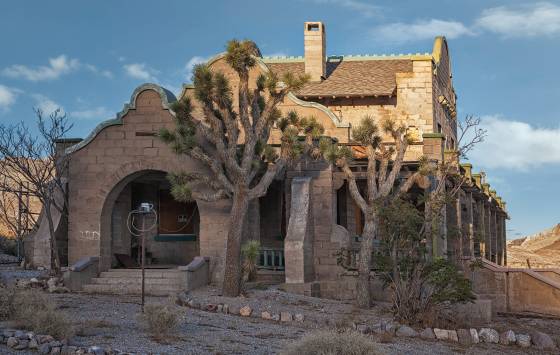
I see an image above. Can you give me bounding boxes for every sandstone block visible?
[280,312,293,322]
[239,306,252,317]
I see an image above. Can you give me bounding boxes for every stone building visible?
[29,22,508,299]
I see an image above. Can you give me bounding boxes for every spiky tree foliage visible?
[160,39,322,297]
[320,115,421,308]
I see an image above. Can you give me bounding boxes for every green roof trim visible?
[422,133,445,139]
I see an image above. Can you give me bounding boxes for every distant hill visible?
[507,224,560,268]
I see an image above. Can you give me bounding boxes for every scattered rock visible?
[420,328,435,340]
[88,345,105,355]
[7,336,18,348]
[261,311,272,320]
[222,304,229,314]
[29,338,39,349]
[499,330,516,345]
[294,313,304,322]
[217,304,223,313]
[271,314,280,321]
[396,325,418,337]
[280,312,293,322]
[470,329,479,344]
[448,330,458,342]
[39,343,51,354]
[14,339,28,350]
[530,330,557,350]
[229,306,240,315]
[434,328,449,341]
[2,330,14,338]
[356,324,370,334]
[457,329,472,345]
[239,306,252,317]
[516,333,531,348]
[51,346,61,354]
[15,330,25,339]
[205,304,217,312]
[478,328,499,343]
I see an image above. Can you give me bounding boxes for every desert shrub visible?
[12,289,73,339]
[0,286,17,320]
[0,235,17,256]
[140,303,179,338]
[281,329,384,355]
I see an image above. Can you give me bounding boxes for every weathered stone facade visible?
[30,22,509,302]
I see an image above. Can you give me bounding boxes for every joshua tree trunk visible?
[222,188,250,296]
[356,215,377,308]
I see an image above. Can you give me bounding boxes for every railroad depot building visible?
[29,22,508,299]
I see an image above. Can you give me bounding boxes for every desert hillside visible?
[507,224,560,268]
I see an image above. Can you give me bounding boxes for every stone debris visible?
[469,328,479,344]
[433,328,449,341]
[261,311,272,320]
[419,328,435,340]
[294,313,304,322]
[530,330,557,350]
[395,325,418,337]
[239,305,252,317]
[499,330,516,345]
[280,312,293,322]
[478,328,499,343]
[356,324,370,334]
[516,333,531,348]
[448,330,458,342]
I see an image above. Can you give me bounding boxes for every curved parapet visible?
[65,83,177,155]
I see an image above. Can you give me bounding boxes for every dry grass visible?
[281,329,385,355]
[139,303,180,340]
[0,285,17,320]
[10,289,73,339]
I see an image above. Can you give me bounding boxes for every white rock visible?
[448,330,458,342]
[516,333,531,348]
[434,328,449,340]
[478,328,499,343]
[396,325,418,337]
[294,313,304,322]
[470,328,480,343]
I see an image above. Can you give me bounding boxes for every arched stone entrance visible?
[99,169,200,271]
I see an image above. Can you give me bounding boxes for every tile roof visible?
[264,57,413,97]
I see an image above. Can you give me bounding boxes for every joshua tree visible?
[322,114,485,308]
[0,109,71,273]
[160,40,323,296]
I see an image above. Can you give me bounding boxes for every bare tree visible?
[0,109,72,273]
[321,114,486,308]
[160,40,322,296]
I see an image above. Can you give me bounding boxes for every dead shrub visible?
[140,303,179,339]
[0,285,17,320]
[12,289,73,339]
[281,329,385,355]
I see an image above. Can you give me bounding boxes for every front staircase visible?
[82,268,186,296]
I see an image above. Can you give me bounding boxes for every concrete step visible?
[90,277,184,285]
[99,270,184,279]
[82,283,183,296]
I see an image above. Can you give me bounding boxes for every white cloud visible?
[2,55,113,81]
[2,55,79,81]
[70,106,112,120]
[469,115,560,171]
[0,85,20,111]
[372,19,474,43]
[475,2,560,38]
[124,63,158,82]
[310,0,381,18]
[184,56,209,82]
[84,64,113,79]
[32,94,65,116]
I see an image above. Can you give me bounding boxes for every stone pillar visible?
[285,177,314,284]
[502,216,507,266]
[491,208,498,263]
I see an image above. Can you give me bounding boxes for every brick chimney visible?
[304,22,326,82]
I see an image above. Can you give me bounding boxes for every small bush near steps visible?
[281,329,384,355]
[139,303,180,340]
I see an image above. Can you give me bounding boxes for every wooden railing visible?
[258,248,285,271]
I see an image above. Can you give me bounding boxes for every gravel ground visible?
[0,264,47,286]
[0,284,557,354]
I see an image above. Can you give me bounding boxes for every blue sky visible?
[1,0,559,238]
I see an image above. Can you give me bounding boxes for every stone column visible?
[285,177,314,284]
[466,192,475,258]
[502,216,507,266]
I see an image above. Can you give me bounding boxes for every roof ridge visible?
[262,53,432,63]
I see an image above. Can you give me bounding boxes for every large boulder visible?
[499,330,516,345]
[530,331,556,350]
[420,328,435,340]
[396,325,418,337]
[516,334,531,348]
